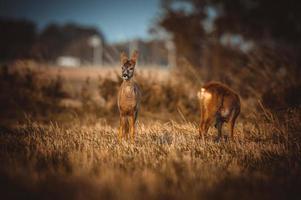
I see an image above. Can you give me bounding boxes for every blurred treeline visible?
[158,0,301,68]
[0,18,101,62]
[0,18,168,65]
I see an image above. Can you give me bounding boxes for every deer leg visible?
[199,121,205,143]
[199,117,205,140]
[199,121,208,143]
[118,115,125,141]
[129,114,135,142]
[199,120,208,143]
[215,114,223,142]
[199,104,207,142]
[201,119,211,141]
[124,117,129,140]
[229,111,239,140]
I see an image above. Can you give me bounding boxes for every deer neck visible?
[121,78,137,98]
[122,78,135,85]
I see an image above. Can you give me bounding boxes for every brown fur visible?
[118,51,141,142]
[197,81,240,142]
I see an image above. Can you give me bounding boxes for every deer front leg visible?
[119,115,125,141]
[129,114,135,142]
[199,119,205,143]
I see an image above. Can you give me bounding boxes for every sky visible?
[0,0,161,43]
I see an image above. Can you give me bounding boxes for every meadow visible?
[0,59,300,199]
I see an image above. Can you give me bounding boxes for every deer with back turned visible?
[118,51,141,142]
[197,81,240,142]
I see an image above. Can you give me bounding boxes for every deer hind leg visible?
[199,104,208,142]
[200,117,211,143]
[199,121,206,143]
[215,113,224,142]
[203,119,211,136]
[229,108,240,140]
[129,114,135,142]
[199,110,204,139]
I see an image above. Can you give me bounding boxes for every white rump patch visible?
[197,88,205,99]
[198,88,212,102]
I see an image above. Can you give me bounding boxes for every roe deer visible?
[118,51,141,142]
[197,82,240,142]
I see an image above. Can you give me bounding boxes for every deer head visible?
[120,50,138,81]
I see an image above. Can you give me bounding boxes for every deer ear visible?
[130,50,138,64]
[120,52,128,65]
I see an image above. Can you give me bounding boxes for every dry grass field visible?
[0,60,300,199]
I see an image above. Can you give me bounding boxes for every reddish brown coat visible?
[197,81,240,141]
[118,51,141,142]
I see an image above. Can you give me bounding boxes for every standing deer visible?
[118,51,141,142]
[197,82,240,142]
